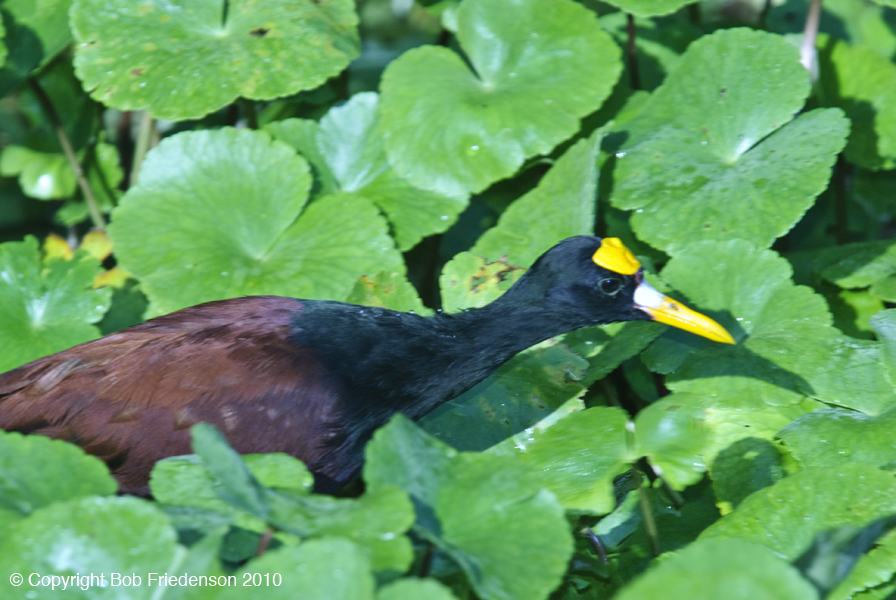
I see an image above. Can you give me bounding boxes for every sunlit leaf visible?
[0,237,110,371]
[380,0,621,195]
[71,0,360,120]
[108,128,404,316]
[611,28,848,253]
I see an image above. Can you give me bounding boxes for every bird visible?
[0,236,734,495]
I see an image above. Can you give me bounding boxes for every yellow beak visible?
[634,280,736,344]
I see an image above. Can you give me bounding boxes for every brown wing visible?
[0,296,345,495]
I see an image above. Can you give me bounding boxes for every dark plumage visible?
[0,236,733,495]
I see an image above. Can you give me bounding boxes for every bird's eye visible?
[599,277,621,295]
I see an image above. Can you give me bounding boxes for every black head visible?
[498,236,735,343]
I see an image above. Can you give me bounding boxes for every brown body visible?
[0,297,345,495]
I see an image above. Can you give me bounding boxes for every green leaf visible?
[345,271,432,315]
[613,538,818,600]
[469,130,601,267]
[379,0,621,196]
[828,528,896,600]
[813,240,896,298]
[420,338,590,451]
[108,128,404,316]
[0,496,180,600]
[377,578,460,600]
[870,309,896,388]
[365,416,574,600]
[191,423,269,521]
[267,485,415,572]
[700,464,896,560]
[495,406,635,514]
[818,35,896,169]
[635,396,710,490]
[0,145,76,200]
[779,407,896,468]
[219,538,375,600]
[437,453,573,600]
[600,0,697,18]
[0,0,71,94]
[611,28,848,254]
[0,431,116,516]
[439,252,526,313]
[0,237,111,372]
[71,0,360,120]
[645,239,894,416]
[266,94,468,251]
[364,414,457,512]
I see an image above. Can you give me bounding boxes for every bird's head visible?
[508,236,735,344]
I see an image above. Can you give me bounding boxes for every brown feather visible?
[0,296,346,495]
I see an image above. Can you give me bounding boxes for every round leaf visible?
[469,129,602,267]
[0,496,180,600]
[71,0,360,120]
[380,0,621,196]
[108,128,404,315]
[611,28,848,253]
[0,237,110,371]
[647,239,895,416]
[438,453,574,600]
[700,464,896,560]
[378,579,459,600]
[0,431,116,516]
[505,406,635,514]
[779,407,896,468]
[219,538,375,600]
[602,0,697,18]
[614,538,818,600]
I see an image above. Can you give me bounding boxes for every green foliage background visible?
[1,0,896,598]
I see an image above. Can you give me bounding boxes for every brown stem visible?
[626,14,642,91]
[28,78,106,230]
[800,0,822,81]
[255,527,273,557]
[583,527,609,563]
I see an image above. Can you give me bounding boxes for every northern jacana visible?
[0,236,733,494]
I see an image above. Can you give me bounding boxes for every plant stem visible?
[130,110,155,187]
[583,527,609,563]
[626,14,642,91]
[799,0,822,81]
[28,78,106,231]
[636,470,661,556]
[255,527,273,557]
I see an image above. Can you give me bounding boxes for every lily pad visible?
[345,271,431,315]
[0,431,117,516]
[379,0,621,196]
[469,129,602,267]
[778,407,896,469]
[645,239,894,416]
[71,0,360,120]
[700,464,896,560]
[492,406,635,514]
[613,538,818,600]
[0,496,179,600]
[0,237,110,372]
[611,28,848,254]
[108,128,404,316]
[219,538,375,600]
[267,94,468,251]
[365,415,574,600]
[600,0,697,18]
[0,146,75,200]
